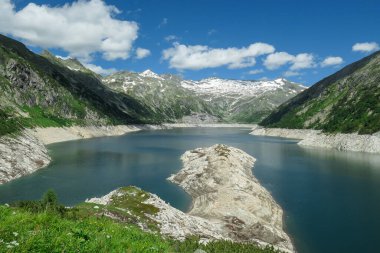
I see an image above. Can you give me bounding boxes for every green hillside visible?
[260,51,380,134]
[0,34,159,136]
[0,189,279,253]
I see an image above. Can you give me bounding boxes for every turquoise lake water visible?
[1,127,380,253]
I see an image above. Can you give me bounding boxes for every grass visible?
[0,108,24,136]
[20,106,77,128]
[0,106,79,137]
[0,190,282,253]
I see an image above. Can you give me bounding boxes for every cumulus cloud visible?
[291,53,315,70]
[321,56,343,67]
[248,69,264,75]
[165,35,180,42]
[0,0,138,61]
[135,48,151,59]
[162,42,275,70]
[352,42,379,53]
[263,52,315,70]
[263,52,294,70]
[83,63,117,75]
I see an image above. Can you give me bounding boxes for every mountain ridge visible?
[103,69,306,123]
[260,50,380,134]
[0,34,160,137]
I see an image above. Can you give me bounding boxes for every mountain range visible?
[103,70,305,123]
[1,33,379,136]
[0,32,306,135]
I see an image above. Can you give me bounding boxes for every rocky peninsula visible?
[87,144,294,253]
[250,125,380,154]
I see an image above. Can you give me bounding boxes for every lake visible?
[1,127,380,253]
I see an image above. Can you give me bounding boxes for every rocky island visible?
[87,144,294,253]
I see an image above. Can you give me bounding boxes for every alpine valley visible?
[103,71,306,123]
[0,29,380,253]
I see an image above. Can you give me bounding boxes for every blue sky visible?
[1,0,379,85]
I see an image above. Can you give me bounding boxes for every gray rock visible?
[250,126,380,154]
[168,144,294,252]
[0,130,51,184]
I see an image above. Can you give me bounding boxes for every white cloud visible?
[162,42,275,70]
[0,0,138,61]
[263,52,315,70]
[165,35,180,42]
[208,29,217,36]
[352,42,379,53]
[263,52,294,70]
[248,69,264,75]
[321,56,343,67]
[135,48,151,59]
[158,18,168,28]
[290,53,315,70]
[283,70,301,77]
[83,63,117,75]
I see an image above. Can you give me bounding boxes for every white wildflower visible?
[10,241,19,246]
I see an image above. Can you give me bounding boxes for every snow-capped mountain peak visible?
[181,78,303,97]
[140,69,163,79]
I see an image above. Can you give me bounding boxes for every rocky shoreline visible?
[0,130,50,184]
[33,124,256,145]
[250,125,380,154]
[87,145,294,253]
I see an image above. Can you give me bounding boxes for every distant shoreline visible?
[32,123,257,145]
[250,126,380,154]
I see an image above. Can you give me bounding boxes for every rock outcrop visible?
[87,187,228,243]
[250,125,380,154]
[0,130,50,184]
[298,132,380,153]
[250,125,320,139]
[169,144,294,252]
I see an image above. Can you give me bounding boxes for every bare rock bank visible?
[250,126,380,154]
[32,125,160,145]
[32,124,255,146]
[86,186,228,243]
[169,144,294,252]
[0,130,50,184]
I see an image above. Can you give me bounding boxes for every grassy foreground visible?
[0,191,281,253]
